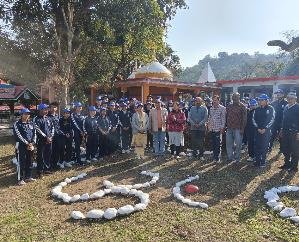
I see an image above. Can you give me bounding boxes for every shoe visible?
[18,180,26,186]
[126,150,130,154]
[44,171,52,175]
[288,167,298,172]
[85,159,91,164]
[25,178,36,182]
[214,159,221,163]
[64,162,72,168]
[199,157,205,161]
[121,149,126,154]
[279,164,290,170]
[57,162,65,169]
[176,155,181,159]
[91,158,98,162]
[260,164,266,168]
[98,157,104,161]
[179,152,186,156]
[247,157,254,162]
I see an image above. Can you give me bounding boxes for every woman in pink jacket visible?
[167,101,186,158]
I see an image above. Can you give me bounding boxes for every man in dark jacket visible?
[245,99,258,162]
[48,102,60,170]
[269,89,288,153]
[107,102,120,154]
[252,94,275,167]
[279,92,299,172]
[118,102,132,153]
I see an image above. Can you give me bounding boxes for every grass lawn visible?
[0,135,298,242]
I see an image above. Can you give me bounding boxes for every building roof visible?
[129,61,173,80]
[197,62,216,83]
[217,75,299,85]
[0,84,39,101]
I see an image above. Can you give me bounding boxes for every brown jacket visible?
[149,108,168,132]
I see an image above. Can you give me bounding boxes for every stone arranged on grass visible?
[172,175,208,209]
[264,185,299,224]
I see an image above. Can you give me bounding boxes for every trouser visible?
[190,130,205,156]
[211,131,221,160]
[36,140,52,173]
[18,144,33,180]
[254,129,271,166]
[57,135,72,163]
[73,132,82,164]
[281,130,299,169]
[152,131,166,154]
[147,131,153,148]
[269,125,282,151]
[247,129,255,158]
[133,133,147,158]
[108,130,119,153]
[121,128,131,150]
[226,128,243,161]
[170,144,181,155]
[99,133,110,158]
[50,135,59,169]
[86,133,99,159]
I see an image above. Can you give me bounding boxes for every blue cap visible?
[20,108,31,115]
[274,89,284,94]
[63,108,71,113]
[89,106,97,111]
[100,107,107,111]
[74,101,82,107]
[258,94,269,101]
[38,103,49,110]
[109,102,115,106]
[249,99,258,106]
[120,102,128,107]
[179,101,185,107]
[135,102,143,108]
[96,96,102,101]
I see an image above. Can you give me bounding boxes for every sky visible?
[166,0,299,67]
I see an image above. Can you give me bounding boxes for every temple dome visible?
[129,61,173,80]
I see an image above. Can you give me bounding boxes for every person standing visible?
[207,95,226,162]
[48,102,60,170]
[167,101,186,158]
[245,99,258,162]
[83,106,99,163]
[71,101,85,166]
[131,103,149,159]
[34,103,54,177]
[225,93,247,162]
[98,107,111,159]
[107,102,120,154]
[252,94,275,167]
[57,108,73,169]
[188,96,208,160]
[279,92,299,172]
[13,108,36,185]
[149,99,168,156]
[269,89,288,153]
[118,102,132,154]
[144,102,153,150]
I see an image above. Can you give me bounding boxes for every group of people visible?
[13,90,299,186]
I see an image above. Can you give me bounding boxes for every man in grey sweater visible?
[188,97,208,159]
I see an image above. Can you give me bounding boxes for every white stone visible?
[80,193,90,201]
[71,211,85,220]
[90,190,105,199]
[290,216,299,223]
[273,205,284,211]
[103,180,114,188]
[134,203,147,211]
[132,184,144,189]
[267,201,284,208]
[103,208,118,220]
[86,209,104,219]
[280,208,297,218]
[70,194,81,203]
[118,205,135,215]
[59,182,67,187]
[198,203,209,209]
[64,178,72,184]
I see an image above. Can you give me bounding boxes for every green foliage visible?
[178,52,289,82]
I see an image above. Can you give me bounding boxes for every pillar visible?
[272,82,279,96]
[90,85,96,105]
[142,83,149,103]
[170,87,177,101]
[232,85,238,93]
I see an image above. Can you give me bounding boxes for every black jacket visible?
[252,105,275,129]
[282,103,299,132]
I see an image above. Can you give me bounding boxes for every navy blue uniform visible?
[119,110,132,151]
[252,105,275,166]
[107,110,120,153]
[245,109,256,159]
[57,117,73,163]
[48,113,60,169]
[269,99,288,151]
[33,115,54,174]
[13,120,36,180]
[83,116,99,160]
[281,103,299,169]
[71,112,85,164]
[98,115,111,157]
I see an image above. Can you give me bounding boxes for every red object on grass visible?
[184,184,199,194]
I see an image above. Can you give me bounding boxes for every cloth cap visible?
[274,89,284,94]
[63,108,71,113]
[38,103,49,110]
[74,101,83,107]
[249,99,258,106]
[287,92,297,99]
[258,94,269,101]
[20,108,31,114]
[89,106,97,111]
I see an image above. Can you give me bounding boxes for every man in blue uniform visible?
[252,94,275,167]
[119,102,132,153]
[98,107,111,159]
[57,108,73,169]
[245,99,258,162]
[13,108,37,185]
[48,102,60,170]
[83,106,99,163]
[107,101,120,154]
[279,92,299,172]
[34,103,54,177]
[269,89,288,153]
[71,101,85,166]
